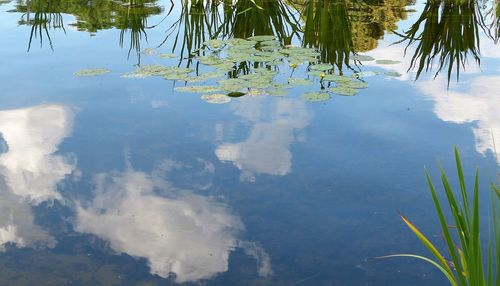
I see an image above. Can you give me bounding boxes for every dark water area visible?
[0,0,499,285]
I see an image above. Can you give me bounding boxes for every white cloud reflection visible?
[216,97,311,180]
[75,165,272,283]
[0,104,74,250]
[417,76,500,164]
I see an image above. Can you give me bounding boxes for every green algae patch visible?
[74,68,110,77]
[201,94,231,104]
[301,92,331,102]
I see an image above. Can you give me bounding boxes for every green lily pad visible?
[74,68,110,76]
[289,78,313,86]
[376,59,401,65]
[247,35,276,42]
[385,71,402,77]
[175,85,221,93]
[351,54,375,61]
[308,71,326,78]
[301,92,331,102]
[142,48,155,55]
[330,86,358,96]
[228,38,257,47]
[227,91,246,98]
[309,64,334,71]
[158,53,177,59]
[201,94,231,104]
[323,74,352,83]
[267,89,287,97]
[204,39,225,48]
[339,80,368,89]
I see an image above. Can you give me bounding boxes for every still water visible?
[0,0,499,285]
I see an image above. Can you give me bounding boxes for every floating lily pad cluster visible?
[74,35,403,104]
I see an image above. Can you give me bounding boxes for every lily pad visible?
[175,85,221,93]
[74,68,110,76]
[204,39,225,48]
[376,59,401,65]
[339,80,368,89]
[330,86,358,96]
[158,53,177,59]
[267,89,287,97]
[309,64,334,71]
[227,91,246,98]
[301,92,331,102]
[323,74,352,83]
[352,54,375,61]
[201,94,231,104]
[289,78,313,86]
[247,35,276,42]
[385,71,402,77]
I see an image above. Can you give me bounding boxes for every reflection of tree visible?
[12,0,162,61]
[395,0,482,84]
[290,0,413,73]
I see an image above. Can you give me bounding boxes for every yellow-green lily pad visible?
[74,68,110,76]
[301,92,331,102]
[376,59,401,65]
[330,86,357,96]
[201,94,231,104]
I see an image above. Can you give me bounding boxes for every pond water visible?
[0,0,500,285]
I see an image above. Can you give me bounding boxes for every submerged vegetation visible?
[387,148,500,286]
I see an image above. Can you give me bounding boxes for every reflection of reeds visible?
[301,0,354,73]
[395,0,481,84]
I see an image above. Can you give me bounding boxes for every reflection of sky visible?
[0,105,74,250]
[216,97,311,180]
[417,76,500,165]
[75,164,272,283]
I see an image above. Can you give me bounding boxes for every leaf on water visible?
[227,38,257,47]
[385,71,402,77]
[266,89,287,97]
[307,71,325,78]
[227,91,246,98]
[309,64,334,71]
[247,35,276,42]
[323,74,352,83]
[301,92,331,102]
[142,48,155,55]
[158,53,177,59]
[289,78,313,86]
[203,39,225,48]
[175,86,221,93]
[260,40,281,47]
[352,54,375,61]
[330,86,358,96]
[376,59,401,65]
[74,68,110,76]
[339,80,369,89]
[201,94,231,104]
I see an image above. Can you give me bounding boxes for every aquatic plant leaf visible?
[201,94,231,104]
[288,78,313,86]
[385,71,402,77]
[227,92,246,98]
[309,64,334,71]
[158,53,177,59]
[203,39,225,48]
[301,92,331,102]
[307,71,326,78]
[376,59,401,65]
[352,54,375,61]
[142,48,155,55]
[247,35,276,42]
[339,80,368,89]
[198,56,226,66]
[74,68,110,76]
[266,89,287,97]
[227,38,257,47]
[175,86,221,93]
[323,74,352,83]
[260,40,281,47]
[330,86,358,96]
